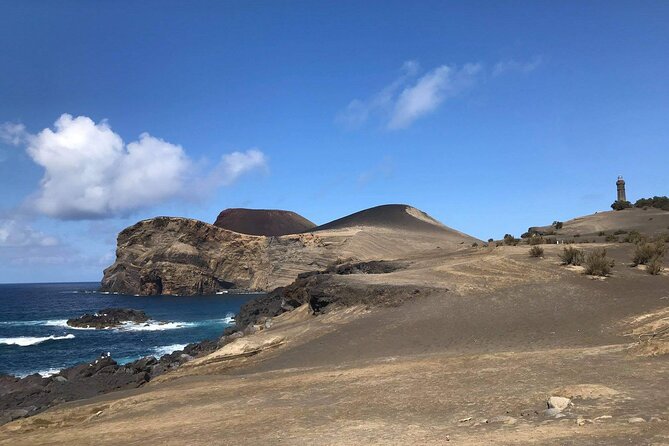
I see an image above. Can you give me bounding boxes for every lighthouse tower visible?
[616,176,626,202]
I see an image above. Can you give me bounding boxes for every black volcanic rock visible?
[0,338,223,426]
[213,208,316,236]
[66,308,150,329]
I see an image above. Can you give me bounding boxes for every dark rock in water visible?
[66,308,150,329]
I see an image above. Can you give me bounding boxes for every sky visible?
[1,1,668,283]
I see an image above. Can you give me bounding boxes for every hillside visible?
[214,208,316,236]
[100,205,478,295]
[311,204,450,233]
[528,207,669,239]
[7,220,669,445]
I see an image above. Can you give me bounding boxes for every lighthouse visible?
[616,176,626,202]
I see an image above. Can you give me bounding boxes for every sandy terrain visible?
[3,208,668,445]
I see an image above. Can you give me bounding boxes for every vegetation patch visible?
[634,196,669,211]
[559,246,585,266]
[632,241,666,266]
[584,248,615,276]
[611,200,632,211]
[529,246,544,258]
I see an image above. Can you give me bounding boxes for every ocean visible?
[0,282,259,378]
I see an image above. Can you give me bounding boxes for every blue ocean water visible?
[0,282,258,377]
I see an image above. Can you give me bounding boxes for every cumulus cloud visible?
[9,114,267,220]
[0,219,59,248]
[337,61,481,130]
[492,57,542,77]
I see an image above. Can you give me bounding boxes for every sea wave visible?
[152,343,188,357]
[15,367,63,378]
[0,313,234,331]
[0,334,75,347]
[118,320,196,331]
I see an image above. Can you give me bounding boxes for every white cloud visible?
[492,57,542,77]
[337,61,481,131]
[388,63,481,130]
[216,149,268,186]
[0,219,59,248]
[9,114,267,220]
[0,122,27,146]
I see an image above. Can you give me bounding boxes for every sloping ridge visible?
[214,208,316,236]
[310,204,458,234]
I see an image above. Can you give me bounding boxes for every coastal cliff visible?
[101,205,480,295]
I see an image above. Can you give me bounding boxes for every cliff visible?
[101,205,480,295]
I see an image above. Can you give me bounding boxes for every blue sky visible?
[1,1,668,282]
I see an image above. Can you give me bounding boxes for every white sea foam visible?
[118,320,196,332]
[37,368,62,377]
[152,344,187,357]
[0,334,75,346]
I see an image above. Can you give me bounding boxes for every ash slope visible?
[214,208,316,236]
[100,205,478,296]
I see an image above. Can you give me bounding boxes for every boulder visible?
[547,396,572,412]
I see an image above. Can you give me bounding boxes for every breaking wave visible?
[0,334,75,347]
[0,314,234,331]
[152,344,188,357]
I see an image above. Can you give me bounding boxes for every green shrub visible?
[611,200,632,211]
[634,196,669,211]
[632,241,666,266]
[559,246,585,266]
[503,234,518,246]
[529,236,545,245]
[584,248,614,276]
[529,246,544,257]
[605,234,618,242]
[646,256,665,275]
[553,221,564,230]
[624,230,646,244]
[613,230,627,235]
[471,242,479,247]
[598,231,606,236]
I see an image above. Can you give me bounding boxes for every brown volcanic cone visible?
[311,204,454,234]
[213,208,316,236]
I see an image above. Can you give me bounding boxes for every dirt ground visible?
[2,241,668,445]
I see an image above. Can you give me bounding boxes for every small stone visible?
[594,415,612,421]
[458,417,472,423]
[486,416,517,425]
[650,416,664,422]
[264,318,273,329]
[547,396,572,412]
[628,417,646,424]
[53,376,67,383]
[544,408,562,417]
[576,417,593,426]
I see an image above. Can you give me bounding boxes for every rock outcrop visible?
[66,308,149,329]
[0,341,220,426]
[101,205,480,295]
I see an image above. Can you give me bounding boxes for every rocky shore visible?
[0,260,425,426]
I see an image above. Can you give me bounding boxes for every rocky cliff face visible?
[101,206,480,295]
[101,217,269,295]
[100,217,337,295]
